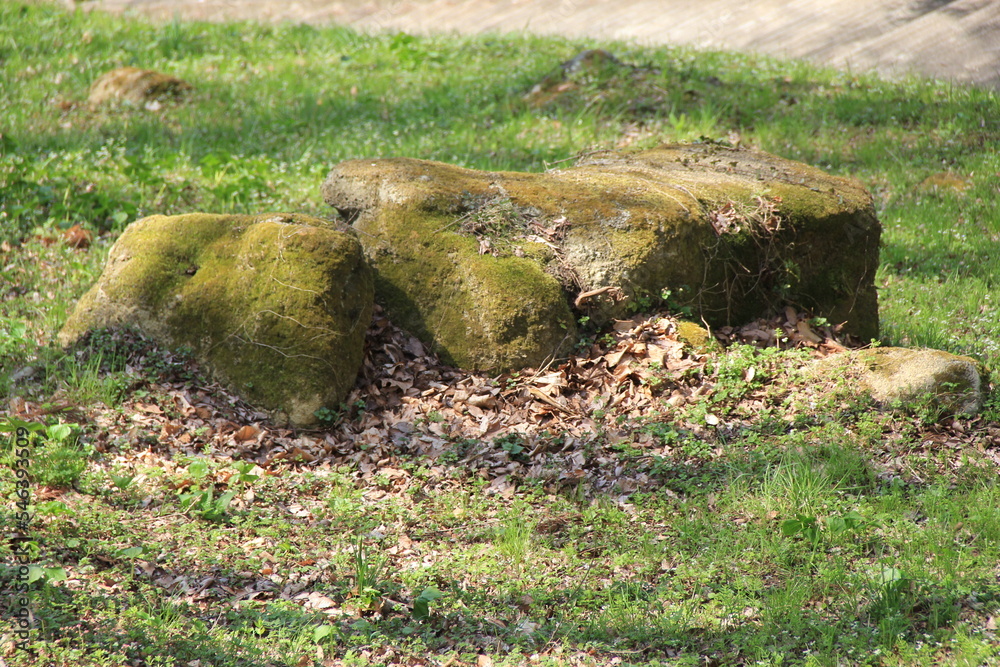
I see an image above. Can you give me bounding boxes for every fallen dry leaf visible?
[233,424,260,443]
[62,224,93,249]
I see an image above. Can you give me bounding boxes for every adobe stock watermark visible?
[4,420,37,655]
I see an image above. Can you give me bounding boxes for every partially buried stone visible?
[857,347,984,416]
[814,347,985,417]
[88,67,192,107]
[58,213,373,426]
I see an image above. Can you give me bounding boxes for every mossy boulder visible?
[322,143,879,372]
[322,161,577,372]
[58,213,373,426]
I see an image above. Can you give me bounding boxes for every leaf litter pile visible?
[8,298,1000,664]
[13,303,998,497]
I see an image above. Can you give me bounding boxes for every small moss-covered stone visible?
[858,347,984,416]
[813,347,985,417]
[674,320,714,353]
[322,143,880,372]
[59,213,373,426]
[88,67,192,106]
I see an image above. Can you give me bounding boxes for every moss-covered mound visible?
[322,143,880,372]
[88,67,192,106]
[857,347,984,416]
[59,213,373,426]
[810,347,984,417]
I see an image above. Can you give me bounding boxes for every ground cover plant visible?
[2,2,1000,665]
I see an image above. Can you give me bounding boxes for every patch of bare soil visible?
[80,0,1000,90]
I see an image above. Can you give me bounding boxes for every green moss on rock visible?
[59,213,372,426]
[357,203,575,371]
[572,144,880,336]
[674,320,714,353]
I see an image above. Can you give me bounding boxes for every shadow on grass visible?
[21,556,996,666]
[882,237,1000,286]
[16,579,318,666]
[14,433,1000,666]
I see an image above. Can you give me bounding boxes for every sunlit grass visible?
[2,2,1000,665]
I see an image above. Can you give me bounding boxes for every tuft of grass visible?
[496,513,534,564]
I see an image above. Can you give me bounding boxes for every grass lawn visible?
[2,2,1000,665]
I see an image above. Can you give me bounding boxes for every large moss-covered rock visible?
[322,143,880,372]
[59,213,373,426]
[323,161,578,372]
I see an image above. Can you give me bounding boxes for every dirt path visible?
[80,0,1000,90]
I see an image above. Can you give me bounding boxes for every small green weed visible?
[494,433,530,463]
[63,350,130,406]
[410,586,444,620]
[0,317,33,365]
[314,405,343,425]
[174,459,258,522]
[0,419,88,489]
[111,473,135,491]
[781,510,865,545]
[352,533,386,608]
[439,438,475,464]
[178,486,238,522]
[35,423,88,489]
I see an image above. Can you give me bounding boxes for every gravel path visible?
[82,0,1000,89]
